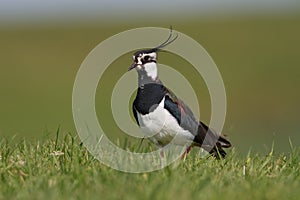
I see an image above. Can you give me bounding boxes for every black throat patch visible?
[133,83,167,115]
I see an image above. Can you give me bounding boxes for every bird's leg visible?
[159,149,167,168]
[160,150,165,158]
[181,145,192,160]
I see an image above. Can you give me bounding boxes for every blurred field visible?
[0,16,300,154]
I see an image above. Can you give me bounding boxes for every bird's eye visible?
[144,55,150,61]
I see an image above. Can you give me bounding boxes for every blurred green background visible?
[0,1,300,155]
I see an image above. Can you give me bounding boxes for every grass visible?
[0,132,299,200]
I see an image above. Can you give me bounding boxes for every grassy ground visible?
[0,132,299,200]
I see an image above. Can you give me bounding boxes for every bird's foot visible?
[181,146,192,160]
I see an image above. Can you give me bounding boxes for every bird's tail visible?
[209,134,231,159]
[195,122,232,159]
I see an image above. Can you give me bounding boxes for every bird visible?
[128,28,231,159]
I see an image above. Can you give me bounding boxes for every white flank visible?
[137,97,194,147]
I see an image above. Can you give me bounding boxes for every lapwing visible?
[128,29,231,159]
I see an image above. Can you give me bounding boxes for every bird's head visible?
[129,49,158,79]
[128,27,178,80]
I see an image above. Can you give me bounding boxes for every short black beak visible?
[128,63,136,71]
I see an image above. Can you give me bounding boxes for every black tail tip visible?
[209,146,227,159]
[218,135,232,148]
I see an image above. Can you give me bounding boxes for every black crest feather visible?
[152,26,178,51]
[134,26,178,56]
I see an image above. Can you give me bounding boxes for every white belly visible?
[137,97,194,147]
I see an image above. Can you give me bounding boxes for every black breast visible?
[133,83,166,115]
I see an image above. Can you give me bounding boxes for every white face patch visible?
[143,52,157,60]
[143,62,158,80]
[132,52,158,79]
